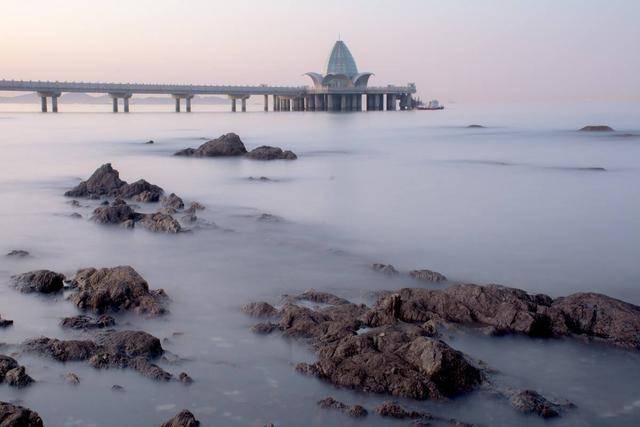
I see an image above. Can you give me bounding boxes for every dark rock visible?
[0,402,43,427]
[257,213,281,222]
[178,372,193,384]
[111,384,124,392]
[371,263,399,275]
[162,193,184,211]
[161,410,200,427]
[97,330,163,359]
[65,163,126,198]
[286,289,351,306]
[509,390,574,418]
[22,337,99,362]
[579,125,614,132]
[241,302,278,318]
[60,314,116,330]
[10,270,65,294]
[250,322,278,334]
[118,179,163,201]
[0,317,13,328]
[70,212,82,219]
[317,396,367,418]
[248,176,272,181]
[121,219,135,229]
[246,146,297,160]
[467,124,485,128]
[133,190,159,203]
[139,213,182,233]
[0,355,34,388]
[374,401,474,426]
[145,140,154,144]
[70,266,168,316]
[64,372,80,385]
[100,200,109,205]
[69,199,81,207]
[184,202,205,214]
[91,200,138,224]
[550,292,640,350]
[174,133,247,157]
[409,269,447,283]
[5,250,29,258]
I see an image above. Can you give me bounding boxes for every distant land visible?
[0,92,228,104]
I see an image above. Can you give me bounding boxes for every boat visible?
[417,99,444,110]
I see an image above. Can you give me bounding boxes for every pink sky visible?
[1,0,639,102]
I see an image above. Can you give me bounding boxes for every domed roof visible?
[325,40,359,77]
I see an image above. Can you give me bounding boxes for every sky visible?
[1,0,639,102]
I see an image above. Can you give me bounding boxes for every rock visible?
[139,213,182,233]
[178,372,193,384]
[286,289,351,306]
[184,202,205,214]
[248,176,272,181]
[467,124,485,128]
[111,384,124,392]
[133,190,159,203]
[161,410,200,427]
[69,199,81,207]
[0,402,43,427]
[257,213,280,222]
[145,140,154,144]
[60,314,116,330]
[91,200,138,224]
[5,250,29,258]
[10,270,65,294]
[121,219,135,229]
[409,269,447,283]
[250,322,277,334]
[23,330,171,381]
[317,396,367,418]
[550,292,640,350]
[64,372,80,385]
[65,163,126,198]
[241,302,278,318]
[174,133,247,157]
[509,390,574,418]
[65,163,164,201]
[180,213,197,223]
[246,146,297,160]
[579,125,614,132]
[70,266,168,316]
[162,193,184,211]
[374,401,474,426]
[0,355,34,388]
[70,212,82,219]
[0,317,13,328]
[371,263,399,275]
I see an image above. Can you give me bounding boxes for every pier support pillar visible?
[340,95,347,112]
[264,94,268,111]
[40,96,47,113]
[373,94,380,111]
[123,97,130,113]
[327,95,334,111]
[51,95,58,113]
[231,98,236,112]
[112,98,118,113]
[175,97,181,113]
[315,94,323,111]
[185,96,192,113]
[241,97,247,112]
[307,95,315,111]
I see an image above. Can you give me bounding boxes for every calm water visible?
[0,102,639,426]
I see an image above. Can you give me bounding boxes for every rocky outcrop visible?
[579,125,614,132]
[374,401,473,426]
[241,301,278,318]
[139,212,182,233]
[409,269,447,283]
[0,316,13,328]
[91,199,138,224]
[10,270,65,294]
[467,124,485,129]
[69,266,168,316]
[0,355,34,388]
[184,202,205,214]
[65,163,164,201]
[317,396,367,418]
[371,263,399,275]
[0,402,43,427]
[174,133,247,157]
[161,410,200,427]
[5,250,29,258]
[161,193,184,212]
[509,390,574,418]
[22,330,172,381]
[246,146,297,160]
[64,372,80,385]
[60,314,116,330]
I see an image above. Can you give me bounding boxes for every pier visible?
[0,40,416,113]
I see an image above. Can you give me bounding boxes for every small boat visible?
[417,100,444,110]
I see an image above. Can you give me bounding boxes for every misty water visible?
[1,102,639,426]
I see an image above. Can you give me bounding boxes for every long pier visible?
[0,79,416,113]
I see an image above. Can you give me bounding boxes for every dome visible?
[325,41,358,77]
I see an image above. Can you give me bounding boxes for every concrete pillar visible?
[112,98,118,113]
[373,94,380,111]
[51,96,58,113]
[174,97,180,113]
[40,96,47,113]
[351,95,357,111]
[406,94,413,110]
[314,94,322,111]
[286,99,291,111]
[231,98,236,112]
[186,96,192,113]
[357,95,362,111]
[307,95,315,111]
[241,97,247,112]
[339,95,346,111]
[327,95,334,111]
[264,94,268,111]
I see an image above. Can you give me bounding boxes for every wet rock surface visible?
[64,372,80,385]
[371,263,399,275]
[0,402,44,427]
[139,212,182,233]
[241,301,278,318]
[374,401,473,426]
[174,133,247,157]
[65,163,164,201]
[409,269,448,283]
[69,266,168,316]
[60,314,116,330]
[0,355,34,388]
[0,316,13,328]
[509,390,574,418]
[184,202,205,214]
[161,410,200,427]
[317,396,367,418]
[579,125,614,132]
[10,270,65,294]
[91,198,183,233]
[161,193,185,211]
[246,146,297,160]
[5,250,29,258]
[22,330,172,381]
